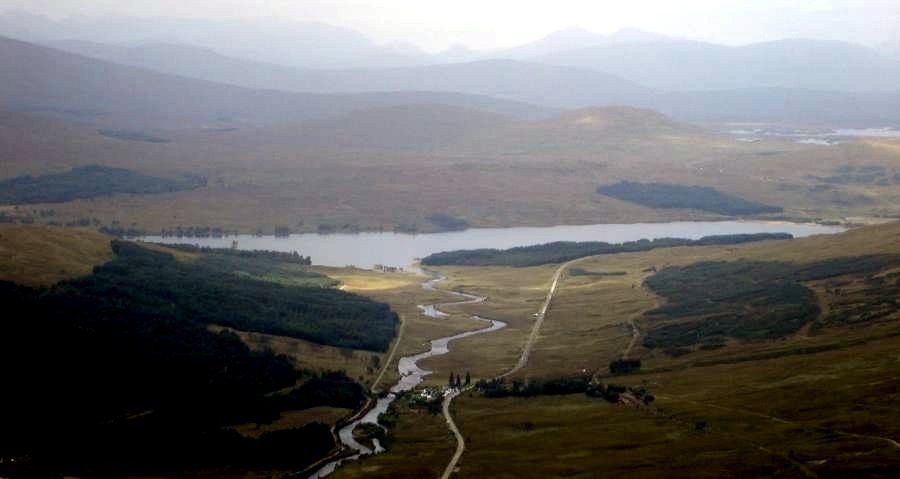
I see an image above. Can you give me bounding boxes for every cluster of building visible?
[373,264,405,273]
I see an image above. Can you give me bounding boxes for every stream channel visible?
[309,272,506,478]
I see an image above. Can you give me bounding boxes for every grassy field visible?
[329,399,456,479]
[0,227,432,462]
[3,109,899,235]
[449,319,900,477]
[5,217,899,477]
[416,264,558,382]
[208,324,383,387]
[338,222,900,477]
[320,266,502,390]
[231,406,352,439]
[0,224,114,285]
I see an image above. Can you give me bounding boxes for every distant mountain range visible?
[0,10,427,69]
[41,41,652,109]
[0,36,547,129]
[11,35,895,127]
[5,10,898,92]
[485,26,671,60]
[0,11,675,69]
[536,38,900,92]
[3,8,900,128]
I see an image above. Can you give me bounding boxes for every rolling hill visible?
[4,101,898,235]
[42,36,900,126]
[277,105,700,155]
[0,10,428,68]
[0,36,548,129]
[9,13,900,127]
[287,104,516,152]
[40,40,652,110]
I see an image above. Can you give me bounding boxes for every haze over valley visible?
[1,2,899,478]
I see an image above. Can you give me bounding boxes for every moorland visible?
[1,24,900,479]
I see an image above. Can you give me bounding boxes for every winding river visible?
[309,272,506,478]
[140,220,844,477]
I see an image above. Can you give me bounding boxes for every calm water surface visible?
[140,221,844,268]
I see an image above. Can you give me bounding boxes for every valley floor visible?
[329,222,900,478]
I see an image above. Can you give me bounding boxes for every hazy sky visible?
[3,0,898,51]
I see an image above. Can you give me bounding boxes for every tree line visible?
[93,240,397,351]
[642,255,900,355]
[0,269,377,476]
[0,165,206,205]
[597,181,782,216]
[421,233,793,267]
[165,243,313,265]
[475,375,654,405]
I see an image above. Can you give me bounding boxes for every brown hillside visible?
[0,224,113,286]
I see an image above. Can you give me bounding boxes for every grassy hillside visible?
[342,222,900,478]
[2,104,899,234]
[288,104,516,152]
[69,240,398,351]
[0,224,113,285]
[0,229,413,477]
[643,255,899,352]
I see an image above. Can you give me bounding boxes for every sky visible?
[2,0,898,51]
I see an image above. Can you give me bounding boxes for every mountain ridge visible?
[0,36,549,129]
[536,37,900,92]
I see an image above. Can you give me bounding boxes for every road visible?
[440,389,464,479]
[501,257,584,378]
[441,257,585,477]
[371,313,405,393]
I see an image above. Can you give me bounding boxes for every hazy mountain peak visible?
[536,35,900,92]
[496,26,677,60]
[494,26,605,59]
[0,11,429,69]
[0,9,55,42]
[607,27,670,43]
[432,43,481,63]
